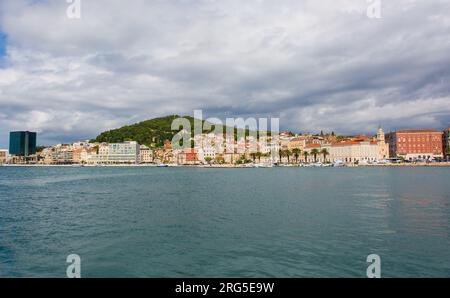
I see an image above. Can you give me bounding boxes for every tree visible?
[284,150,292,164]
[278,149,283,163]
[250,153,257,162]
[256,152,263,163]
[292,148,301,164]
[204,157,213,165]
[303,151,309,163]
[320,148,330,163]
[311,149,320,163]
[215,156,225,164]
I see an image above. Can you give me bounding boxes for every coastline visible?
[2,162,450,168]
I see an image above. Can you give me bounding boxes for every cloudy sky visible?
[0,0,449,147]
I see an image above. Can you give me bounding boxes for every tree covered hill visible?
[92,115,254,148]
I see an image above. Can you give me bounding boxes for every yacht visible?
[333,160,345,167]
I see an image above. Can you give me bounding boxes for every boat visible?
[255,163,274,168]
[333,160,345,167]
[157,164,169,168]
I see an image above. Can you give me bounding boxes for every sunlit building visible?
[91,141,140,164]
[303,128,389,163]
[0,149,8,164]
[386,129,444,160]
[140,145,154,163]
[444,128,450,159]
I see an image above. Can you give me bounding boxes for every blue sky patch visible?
[0,31,7,58]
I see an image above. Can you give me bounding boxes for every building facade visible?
[444,128,450,160]
[41,144,74,164]
[303,128,389,163]
[9,131,37,157]
[95,141,140,164]
[177,148,199,165]
[140,145,154,163]
[0,149,8,164]
[386,129,444,160]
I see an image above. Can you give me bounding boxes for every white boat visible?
[333,160,345,167]
[255,163,274,168]
[157,164,169,168]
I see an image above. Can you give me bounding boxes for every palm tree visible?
[256,152,262,163]
[204,157,213,165]
[320,148,329,163]
[303,151,309,163]
[292,148,301,164]
[284,150,292,164]
[311,149,319,163]
[278,149,283,163]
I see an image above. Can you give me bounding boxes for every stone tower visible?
[377,127,385,143]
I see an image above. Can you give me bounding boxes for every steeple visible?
[377,127,385,143]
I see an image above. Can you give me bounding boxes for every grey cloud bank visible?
[0,0,449,147]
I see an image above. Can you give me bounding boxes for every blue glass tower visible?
[9,131,37,157]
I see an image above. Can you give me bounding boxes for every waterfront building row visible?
[4,127,449,165]
[301,128,389,163]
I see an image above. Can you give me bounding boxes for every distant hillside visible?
[92,115,255,148]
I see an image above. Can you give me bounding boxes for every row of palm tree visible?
[250,152,271,163]
[245,148,330,164]
[278,148,330,163]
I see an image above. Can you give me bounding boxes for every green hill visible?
[92,115,256,148]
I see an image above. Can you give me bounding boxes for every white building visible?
[92,141,140,164]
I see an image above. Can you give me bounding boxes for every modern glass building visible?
[9,131,37,157]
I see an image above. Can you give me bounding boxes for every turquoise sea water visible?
[0,166,449,277]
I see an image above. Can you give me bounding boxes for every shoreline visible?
[2,163,450,168]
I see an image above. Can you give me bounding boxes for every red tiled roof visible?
[305,143,321,148]
[353,135,369,139]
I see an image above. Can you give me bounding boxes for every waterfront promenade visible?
[2,162,450,168]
